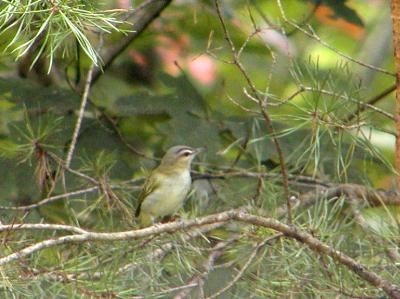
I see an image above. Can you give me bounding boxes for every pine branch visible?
[1,209,399,298]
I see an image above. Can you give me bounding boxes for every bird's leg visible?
[161,215,180,223]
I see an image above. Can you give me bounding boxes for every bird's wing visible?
[135,171,161,217]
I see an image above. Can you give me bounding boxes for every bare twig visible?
[65,63,95,168]
[0,186,99,210]
[173,237,238,299]
[268,85,394,120]
[0,223,88,234]
[97,110,152,159]
[1,209,399,298]
[214,0,292,224]
[0,178,142,211]
[299,184,400,208]
[193,171,332,188]
[207,234,282,299]
[345,84,396,122]
[276,0,395,77]
[116,223,225,276]
[348,198,400,262]
[46,151,99,185]
[226,95,260,114]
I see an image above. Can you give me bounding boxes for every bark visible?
[391,0,400,187]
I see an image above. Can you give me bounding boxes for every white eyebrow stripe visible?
[178,149,194,155]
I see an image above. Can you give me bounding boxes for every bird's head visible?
[160,145,204,171]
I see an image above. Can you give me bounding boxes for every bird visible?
[135,145,204,227]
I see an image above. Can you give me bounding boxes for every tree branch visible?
[207,234,282,299]
[0,223,88,234]
[1,209,399,298]
[214,0,292,224]
[390,0,400,187]
[0,186,99,210]
[90,0,173,85]
[65,64,95,168]
[173,237,236,299]
[269,85,394,120]
[345,84,396,122]
[300,183,400,208]
[276,183,400,218]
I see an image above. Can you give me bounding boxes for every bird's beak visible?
[194,147,206,155]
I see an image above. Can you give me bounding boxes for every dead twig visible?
[65,63,95,168]
[214,0,292,224]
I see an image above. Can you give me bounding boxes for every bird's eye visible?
[183,152,191,157]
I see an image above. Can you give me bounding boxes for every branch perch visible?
[1,209,399,298]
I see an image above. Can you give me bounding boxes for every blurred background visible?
[0,0,398,297]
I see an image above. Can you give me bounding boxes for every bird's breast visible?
[161,171,191,198]
[142,171,191,217]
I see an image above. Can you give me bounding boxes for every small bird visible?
[135,145,203,227]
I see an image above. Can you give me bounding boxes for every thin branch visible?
[0,186,99,210]
[91,0,172,85]
[173,237,238,299]
[307,88,394,119]
[207,234,282,299]
[251,0,321,37]
[345,84,396,122]
[226,94,261,114]
[266,86,306,107]
[0,207,247,266]
[0,223,88,234]
[192,171,332,188]
[348,198,400,262]
[1,209,399,298]
[276,183,400,218]
[32,223,226,283]
[46,151,99,185]
[0,168,330,212]
[299,183,400,208]
[268,85,394,120]
[116,223,226,276]
[65,63,95,168]
[214,0,292,224]
[0,178,142,211]
[96,109,153,159]
[276,0,395,77]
